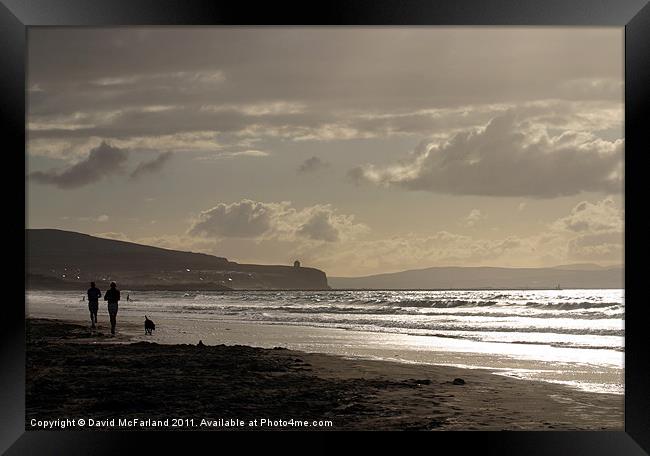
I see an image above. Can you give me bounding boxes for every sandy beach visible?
[26,318,623,431]
[22,21,629,439]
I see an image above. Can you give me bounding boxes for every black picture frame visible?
[4,0,649,453]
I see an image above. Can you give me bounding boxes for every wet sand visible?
[26,318,623,431]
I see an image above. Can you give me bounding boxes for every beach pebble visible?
[452,378,465,385]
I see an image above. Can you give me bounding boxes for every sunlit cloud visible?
[349,111,623,198]
[188,199,368,243]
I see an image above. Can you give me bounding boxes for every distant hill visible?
[26,229,329,290]
[329,265,624,290]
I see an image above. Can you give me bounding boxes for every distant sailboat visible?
[555,283,562,290]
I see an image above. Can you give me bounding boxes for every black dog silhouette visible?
[144,315,156,335]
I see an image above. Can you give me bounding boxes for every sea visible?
[26,288,624,395]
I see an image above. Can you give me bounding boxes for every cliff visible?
[26,229,329,290]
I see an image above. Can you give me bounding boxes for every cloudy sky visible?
[26,27,624,276]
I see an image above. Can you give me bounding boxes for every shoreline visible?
[26,297,624,396]
[26,317,623,431]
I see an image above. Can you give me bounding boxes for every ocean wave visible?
[509,340,625,352]
[178,304,418,315]
[343,299,622,310]
[171,303,623,320]
[142,291,624,314]
[524,301,621,310]
[238,313,624,337]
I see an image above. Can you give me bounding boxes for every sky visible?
[26,27,624,277]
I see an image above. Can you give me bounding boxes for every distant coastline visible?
[26,228,623,291]
[330,265,624,290]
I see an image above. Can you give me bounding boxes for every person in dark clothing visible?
[87,282,102,329]
[104,282,121,335]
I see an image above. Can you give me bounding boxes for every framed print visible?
[3,0,649,453]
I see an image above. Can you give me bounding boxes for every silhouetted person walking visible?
[87,282,102,329]
[104,282,121,335]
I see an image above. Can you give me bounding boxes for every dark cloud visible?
[296,211,339,242]
[187,199,365,242]
[27,29,622,149]
[27,106,331,141]
[28,29,622,112]
[26,29,623,176]
[350,112,623,198]
[188,200,275,238]
[298,156,330,173]
[28,141,128,189]
[346,166,366,185]
[130,152,173,179]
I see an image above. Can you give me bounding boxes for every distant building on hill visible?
[294,260,301,268]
